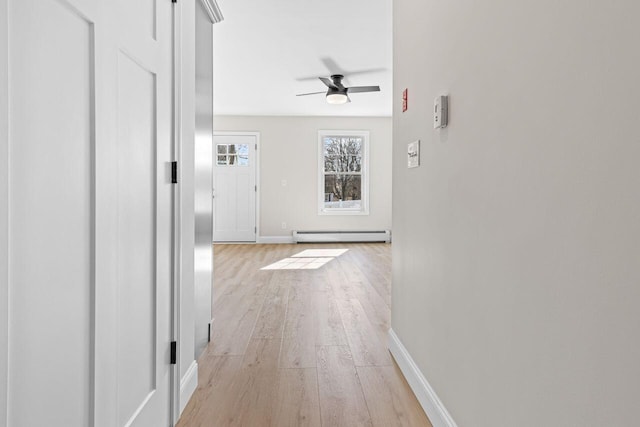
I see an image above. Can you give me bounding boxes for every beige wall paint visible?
[214,116,392,237]
[0,0,8,422]
[392,1,640,426]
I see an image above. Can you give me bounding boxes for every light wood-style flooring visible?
[177,243,431,427]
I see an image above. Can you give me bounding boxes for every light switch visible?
[407,140,420,168]
[434,95,448,129]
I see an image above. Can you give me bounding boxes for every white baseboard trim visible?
[388,328,458,427]
[256,235,294,244]
[179,361,198,415]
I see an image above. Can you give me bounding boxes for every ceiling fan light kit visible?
[326,92,349,104]
[297,74,380,105]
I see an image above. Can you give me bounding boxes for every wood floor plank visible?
[176,355,244,427]
[316,345,373,427]
[201,338,282,426]
[337,253,390,307]
[242,337,282,370]
[220,365,279,426]
[271,368,322,427]
[305,268,334,293]
[326,253,390,347]
[357,364,432,427]
[280,283,317,368]
[314,290,348,346]
[349,283,391,349]
[208,291,264,355]
[325,257,361,301]
[252,273,290,339]
[336,298,392,367]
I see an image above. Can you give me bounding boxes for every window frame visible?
[317,130,370,216]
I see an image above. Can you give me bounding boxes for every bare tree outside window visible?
[319,131,369,214]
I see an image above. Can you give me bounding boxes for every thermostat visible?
[433,95,448,129]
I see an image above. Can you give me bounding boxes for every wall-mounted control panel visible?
[433,95,448,129]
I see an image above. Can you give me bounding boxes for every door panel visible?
[213,134,257,242]
[116,51,158,426]
[8,1,94,425]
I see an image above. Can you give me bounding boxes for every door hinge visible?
[255,143,257,150]
[254,226,257,234]
[171,161,178,184]
[255,185,257,192]
[171,0,177,3]
[170,341,177,365]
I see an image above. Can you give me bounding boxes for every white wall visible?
[214,115,392,239]
[0,0,8,424]
[392,1,640,426]
[193,0,214,359]
[178,0,198,415]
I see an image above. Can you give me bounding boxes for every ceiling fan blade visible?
[319,77,338,89]
[345,67,387,77]
[296,91,326,97]
[347,85,380,93]
[321,57,345,75]
[321,57,386,77]
[295,56,387,81]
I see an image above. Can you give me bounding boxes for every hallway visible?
[177,243,430,426]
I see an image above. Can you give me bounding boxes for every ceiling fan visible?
[296,74,380,105]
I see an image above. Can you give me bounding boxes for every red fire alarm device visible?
[402,89,408,112]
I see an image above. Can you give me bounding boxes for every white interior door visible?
[7,0,174,426]
[213,134,257,242]
[107,1,174,426]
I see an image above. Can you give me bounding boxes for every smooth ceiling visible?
[212,0,392,117]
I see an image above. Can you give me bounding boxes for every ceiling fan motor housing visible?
[331,74,345,86]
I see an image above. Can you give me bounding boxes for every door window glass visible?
[216,144,249,166]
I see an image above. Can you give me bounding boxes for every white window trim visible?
[318,130,370,216]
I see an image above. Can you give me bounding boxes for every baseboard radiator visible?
[292,230,391,243]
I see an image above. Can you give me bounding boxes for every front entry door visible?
[213,133,257,242]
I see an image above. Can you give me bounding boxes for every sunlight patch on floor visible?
[291,249,348,258]
[261,248,349,270]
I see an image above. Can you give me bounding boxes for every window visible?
[318,130,369,215]
[216,143,249,166]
